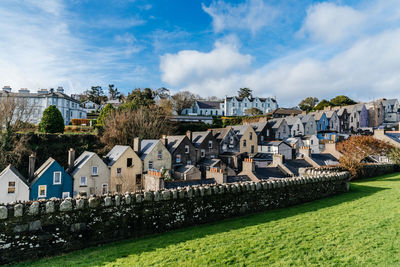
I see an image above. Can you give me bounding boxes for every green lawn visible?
[14,173,400,267]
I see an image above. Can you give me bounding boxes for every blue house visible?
[30,158,73,200]
[313,112,329,132]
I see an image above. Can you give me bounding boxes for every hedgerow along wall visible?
[0,171,349,265]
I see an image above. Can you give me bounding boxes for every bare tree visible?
[171,91,197,115]
[101,105,175,151]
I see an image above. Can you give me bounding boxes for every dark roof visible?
[165,135,186,153]
[175,165,199,174]
[164,178,216,189]
[0,165,29,186]
[260,141,290,147]
[226,96,271,102]
[197,101,222,109]
[284,159,312,176]
[140,140,159,160]
[255,167,288,179]
[227,175,251,183]
[271,108,302,116]
[211,128,231,142]
[253,153,273,161]
[197,158,221,167]
[249,122,268,134]
[385,132,400,144]
[311,153,339,166]
[192,131,210,148]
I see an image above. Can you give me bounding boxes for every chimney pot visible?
[133,137,141,153]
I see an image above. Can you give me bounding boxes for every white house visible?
[182,100,224,116]
[258,141,292,160]
[302,135,320,153]
[0,165,29,204]
[224,96,278,116]
[285,116,305,137]
[0,86,86,125]
[82,100,100,114]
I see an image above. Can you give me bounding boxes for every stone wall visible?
[0,171,349,265]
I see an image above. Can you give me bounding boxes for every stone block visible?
[115,195,121,206]
[29,220,42,231]
[29,202,39,215]
[60,200,73,211]
[0,206,7,219]
[14,204,23,217]
[46,201,55,214]
[89,197,100,208]
[76,199,85,210]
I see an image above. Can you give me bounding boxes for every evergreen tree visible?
[38,105,65,133]
[238,88,252,98]
[97,104,115,126]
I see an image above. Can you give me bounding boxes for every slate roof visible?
[255,167,288,179]
[176,165,199,174]
[30,158,57,185]
[267,118,284,129]
[385,132,400,144]
[284,159,312,176]
[0,90,80,103]
[165,135,186,154]
[284,116,300,127]
[249,122,268,135]
[227,175,251,183]
[285,137,301,146]
[226,96,270,102]
[196,101,222,109]
[270,108,302,116]
[253,153,273,161]
[211,128,231,142]
[105,145,130,167]
[0,165,29,186]
[164,178,216,189]
[260,140,290,147]
[324,110,337,119]
[192,131,210,148]
[311,111,324,121]
[230,125,250,139]
[139,140,159,160]
[197,158,221,167]
[311,153,339,166]
[70,151,96,175]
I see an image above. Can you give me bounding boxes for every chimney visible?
[242,158,255,173]
[273,154,284,165]
[299,146,311,158]
[28,154,36,180]
[56,86,64,93]
[133,137,141,153]
[186,130,193,142]
[68,148,75,170]
[161,135,168,148]
[2,86,11,93]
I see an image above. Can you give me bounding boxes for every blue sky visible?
[1,0,400,106]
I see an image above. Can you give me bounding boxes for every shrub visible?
[38,105,65,133]
[71,119,90,126]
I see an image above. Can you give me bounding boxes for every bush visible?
[97,104,115,126]
[38,105,65,133]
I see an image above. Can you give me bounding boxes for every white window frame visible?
[149,161,153,169]
[157,150,162,160]
[53,171,62,185]
[102,183,109,195]
[62,192,70,198]
[185,145,189,154]
[92,166,98,176]
[80,176,87,186]
[38,185,47,198]
[208,141,213,149]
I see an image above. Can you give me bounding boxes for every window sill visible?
[79,185,88,187]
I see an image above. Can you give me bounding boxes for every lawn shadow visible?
[19,182,388,267]
[351,172,400,183]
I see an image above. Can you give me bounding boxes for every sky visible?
[1,0,400,107]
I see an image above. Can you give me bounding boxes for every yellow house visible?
[229,125,258,156]
[105,145,143,193]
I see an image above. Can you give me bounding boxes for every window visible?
[201,149,205,157]
[116,184,122,193]
[245,103,247,107]
[208,140,213,148]
[149,161,153,169]
[80,176,87,186]
[251,145,255,154]
[176,154,181,163]
[92,166,98,176]
[249,132,253,140]
[62,192,70,199]
[185,145,189,154]
[53,172,61,185]
[117,168,122,176]
[158,150,163,160]
[243,140,247,147]
[261,136,264,142]
[127,158,133,167]
[38,185,47,198]
[102,184,109,195]
[232,103,235,107]
[136,174,142,186]
[8,181,15,194]
[267,146,271,152]
[187,160,192,165]
[230,136,234,144]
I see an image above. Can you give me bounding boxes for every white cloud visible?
[160,37,252,93]
[202,0,278,34]
[0,0,145,94]
[297,2,366,43]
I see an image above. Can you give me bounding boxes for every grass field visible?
[14,173,400,266]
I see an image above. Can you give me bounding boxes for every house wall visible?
[73,155,110,197]
[0,170,29,204]
[290,118,305,137]
[143,141,171,173]
[30,162,73,200]
[195,133,219,162]
[303,118,317,136]
[171,137,197,168]
[218,129,240,154]
[238,127,258,155]
[316,113,329,132]
[328,113,340,132]
[274,121,290,140]
[109,148,143,193]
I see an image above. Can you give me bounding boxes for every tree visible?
[299,97,319,112]
[38,105,65,133]
[330,95,357,106]
[244,108,263,116]
[101,105,175,151]
[108,84,120,100]
[171,91,197,115]
[96,104,115,126]
[314,99,331,110]
[155,87,170,100]
[388,148,400,164]
[337,136,393,178]
[86,86,107,105]
[238,88,252,98]
[120,88,155,110]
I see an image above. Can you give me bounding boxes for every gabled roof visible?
[196,101,222,109]
[324,110,337,119]
[311,111,325,121]
[249,122,268,134]
[285,137,301,146]
[105,145,130,166]
[210,128,231,142]
[0,165,29,186]
[140,140,159,160]
[270,108,302,116]
[230,125,250,139]
[284,116,300,127]
[284,159,312,176]
[30,157,58,185]
[192,131,210,148]
[261,140,291,147]
[298,114,314,123]
[255,167,288,179]
[176,165,199,174]
[70,151,96,175]
[311,153,339,166]
[267,118,284,129]
[165,135,187,154]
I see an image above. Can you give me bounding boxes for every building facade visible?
[0,86,86,125]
